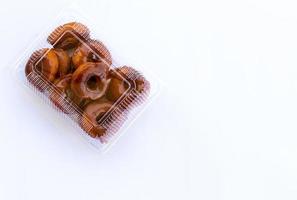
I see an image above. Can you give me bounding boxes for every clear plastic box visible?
[13,5,162,152]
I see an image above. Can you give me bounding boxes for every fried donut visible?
[71,62,110,100]
[106,66,150,105]
[25,49,46,76]
[26,48,71,85]
[54,48,71,77]
[72,39,112,69]
[106,71,129,102]
[26,48,59,83]
[25,48,49,91]
[25,49,45,75]
[49,74,73,113]
[80,100,113,138]
[49,74,84,113]
[47,22,90,50]
[39,49,59,82]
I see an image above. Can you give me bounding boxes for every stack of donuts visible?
[25,22,150,140]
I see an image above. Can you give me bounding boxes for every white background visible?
[1,0,297,199]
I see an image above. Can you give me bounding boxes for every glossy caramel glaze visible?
[71,62,110,100]
[47,22,90,50]
[72,40,112,69]
[50,74,84,113]
[39,49,59,82]
[80,100,113,138]
[54,48,71,77]
[105,66,150,104]
[49,74,72,113]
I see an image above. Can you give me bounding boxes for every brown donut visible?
[71,62,110,100]
[47,22,90,50]
[72,39,112,69]
[39,49,59,82]
[49,74,84,113]
[105,70,129,102]
[26,48,59,83]
[25,49,49,91]
[26,48,71,86]
[80,100,113,138]
[106,66,150,106]
[88,39,112,65]
[49,74,73,113]
[25,49,46,76]
[53,48,71,77]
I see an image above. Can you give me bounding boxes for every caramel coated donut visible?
[26,49,59,83]
[106,66,150,104]
[26,48,71,86]
[71,62,110,100]
[72,39,112,69]
[49,74,73,113]
[106,70,129,102]
[49,74,84,113]
[80,100,113,138]
[25,48,48,91]
[25,49,47,76]
[54,48,71,77]
[47,22,90,50]
[39,49,59,82]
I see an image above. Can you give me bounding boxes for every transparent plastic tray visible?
[13,6,162,152]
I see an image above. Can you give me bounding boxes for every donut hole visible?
[87,75,106,93]
[87,75,100,90]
